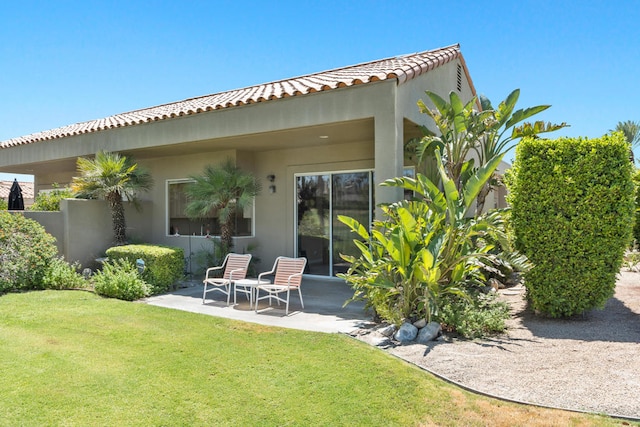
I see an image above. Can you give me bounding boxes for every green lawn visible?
[0,291,631,426]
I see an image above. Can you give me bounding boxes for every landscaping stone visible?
[378,324,396,337]
[394,322,418,343]
[368,333,393,348]
[416,321,441,344]
[412,318,427,329]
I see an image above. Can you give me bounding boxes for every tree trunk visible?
[475,183,491,217]
[221,220,233,252]
[108,191,127,245]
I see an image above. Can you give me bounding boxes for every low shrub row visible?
[105,244,184,294]
[0,212,185,302]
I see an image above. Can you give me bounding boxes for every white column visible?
[373,110,404,220]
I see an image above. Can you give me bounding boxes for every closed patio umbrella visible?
[8,179,24,210]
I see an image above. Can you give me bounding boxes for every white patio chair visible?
[202,253,252,305]
[254,256,307,315]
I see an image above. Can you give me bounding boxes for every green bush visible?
[29,184,74,211]
[42,257,87,290]
[93,258,151,301]
[633,169,640,247]
[0,198,7,210]
[507,134,634,317]
[105,244,184,294]
[436,292,510,339]
[339,153,514,325]
[0,212,57,292]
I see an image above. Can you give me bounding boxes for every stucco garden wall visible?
[21,199,153,269]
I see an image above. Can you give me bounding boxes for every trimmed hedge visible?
[105,244,184,294]
[507,134,634,317]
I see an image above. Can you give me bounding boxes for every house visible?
[0,44,478,275]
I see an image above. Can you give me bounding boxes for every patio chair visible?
[254,256,307,315]
[202,253,252,305]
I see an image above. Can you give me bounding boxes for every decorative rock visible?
[416,321,441,344]
[378,324,397,337]
[394,322,418,343]
[368,334,393,348]
[412,318,427,329]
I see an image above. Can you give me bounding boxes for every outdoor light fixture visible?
[267,174,276,193]
[136,258,146,275]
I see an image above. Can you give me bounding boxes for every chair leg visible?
[285,288,290,315]
[202,284,208,304]
[298,287,304,309]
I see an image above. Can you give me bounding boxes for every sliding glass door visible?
[296,171,372,276]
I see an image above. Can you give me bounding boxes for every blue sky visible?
[1,1,639,181]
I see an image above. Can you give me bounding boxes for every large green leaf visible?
[338,215,370,240]
[511,120,569,139]
[435,151,459,218]
[462,153,505,211]
[479,94,493,111]
[504,105,550,129]
[396,206,419,248]
[425,91,451,117]
[494,89,520,127]
[449,92,467,134]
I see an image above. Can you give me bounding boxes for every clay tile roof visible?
[0,44,462,148]
[0,181,34,200]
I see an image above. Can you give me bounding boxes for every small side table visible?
[233,278,269,309]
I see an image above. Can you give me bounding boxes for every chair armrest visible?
[257,269,276,282]
[287,272,304,286]
[204,266,223,280]
[228,268,247,280]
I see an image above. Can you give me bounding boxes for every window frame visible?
[165,178,256,239]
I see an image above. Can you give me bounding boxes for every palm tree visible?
[72,151,153,245]
[611,120,640,162]
[612,120,640,146]
[184,159,261,251]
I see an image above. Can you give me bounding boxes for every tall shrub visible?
[0,212,57,292]
[507,134,634,317]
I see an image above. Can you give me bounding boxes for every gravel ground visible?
[352,271,640,419]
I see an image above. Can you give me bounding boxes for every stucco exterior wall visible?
[19,210,65,255]
[398,58,476,124]
[21,199,153,269]
[138,139,374,273]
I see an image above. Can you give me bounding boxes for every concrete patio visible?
[144,276,372,334]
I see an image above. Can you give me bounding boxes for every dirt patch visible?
[353,271,640,419]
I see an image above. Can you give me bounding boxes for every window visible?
[296,170,373,276]
[167,180,254,237]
